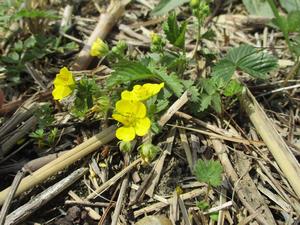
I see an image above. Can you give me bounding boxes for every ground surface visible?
[0,0,300,224]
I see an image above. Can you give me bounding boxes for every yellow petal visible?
[115,100,146,118]
[54,67,75,86]
[134,101,147,118]
[116,126,135,141]
[90,38,109,57]
[143,82,164,96]
[121,90,138,101]
[52,85,73,100]
[134,117,151,136]
[131,83,164,101]
[112,113,132,126]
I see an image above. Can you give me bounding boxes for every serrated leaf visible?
[223,80,243,96]
[211,59,236,84]
[242,0,274,17]
[237,49,278,78]
[152,0,189,16]
[211,93,222,114]
[156,99,169,113]
[182,80,200,102]
[163,13,186,49]
[107,61,155,87]
[150,67,184,96]
[212,44,277,82]
[199,94,212,112]
[108,60,184,96]
[279,0,300,12]
[194,159,223,187]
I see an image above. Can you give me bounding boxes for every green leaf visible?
[242,0,274,16]
[72,77,100,118]
[152,0,189,16]
[108,60,184,96]
[156,99,169,113]
[199,94,212,112]
[211,59,236,84]
[34,103,54,129]
[107,61,155,87]
[287,11,300,32]
[182,80,200,102]
[291,35,300,56]
[211,93,222,114]
[279,0,300,12]
[29,129,45,139]
[149,66,184,96]
[163,13,186,49]
[237,49,278,79]
[194,159,223,187]
[272,15,289,37]
[209,212,219,221]
[223,80,243,97]
[212,44,277,82]
[14,9,59,19]
[201,29,216,41]
[196,200,209,210]
[24,36,37,48]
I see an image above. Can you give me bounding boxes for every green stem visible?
[192,17,202,58]
[205,183,211,203]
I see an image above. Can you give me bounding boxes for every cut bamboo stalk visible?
[0,125,116,206]
[4,168,87,225]
[240,88,300,198]
[72,0,130,70]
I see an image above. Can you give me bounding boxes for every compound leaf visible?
[194,159,223,187]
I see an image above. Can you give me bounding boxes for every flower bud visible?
[90,38,109,57]
[190,0,200,8]
[112,40,127,56]
[119,141,132,152]
[138,143,159,164]
[151,32,161,44]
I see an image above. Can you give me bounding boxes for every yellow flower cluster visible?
[113,83,164,141]
[52,67,75,101]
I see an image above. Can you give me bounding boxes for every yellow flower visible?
[52,67,75,101]
[112,100,151,141]
[90,38,109,57]
[121,82,164,101]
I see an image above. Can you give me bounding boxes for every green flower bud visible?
[112,40,127,56]
[150,32,162,45]
[190,0,200,8]
[119,141,132,152]
[138,143,159,164]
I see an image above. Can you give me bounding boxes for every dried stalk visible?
[0,125,116,206]
[86,157,141,200]
[72,0,130,70]
[240,88,300,198]
[4,168,87,225]
[0,170,25,225]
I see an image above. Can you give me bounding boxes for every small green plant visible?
[30,103,57,149]
[194,159,223,187]
[194,159,223,221]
